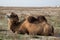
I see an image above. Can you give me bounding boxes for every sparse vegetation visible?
[0,7,60,40]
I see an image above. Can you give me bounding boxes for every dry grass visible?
[0,7,60,40]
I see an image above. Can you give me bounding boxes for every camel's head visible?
[7,12,19,23]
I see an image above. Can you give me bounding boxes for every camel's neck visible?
[8,20,12,30]
[8,19,26,30]
[8,21,19,27]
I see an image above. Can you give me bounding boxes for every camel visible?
[7,12,54,36]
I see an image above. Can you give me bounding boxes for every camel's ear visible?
[38,16,47,22]
[27,16,37,23]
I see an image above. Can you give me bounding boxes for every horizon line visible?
[0,5,60,7]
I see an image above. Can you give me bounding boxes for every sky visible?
[0,0,60,7]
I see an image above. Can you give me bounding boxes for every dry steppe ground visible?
[0,7,60,40]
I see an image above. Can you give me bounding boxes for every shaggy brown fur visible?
[27,16,38,23]
[7,12,27,34]
[27,15,47,24]
[37,16,47,22]
[19,16,54,36]
[7,13,54,36]
[7,12,19,33]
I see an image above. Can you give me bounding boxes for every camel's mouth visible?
[7,15,11,18]
[6,13,11,18]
